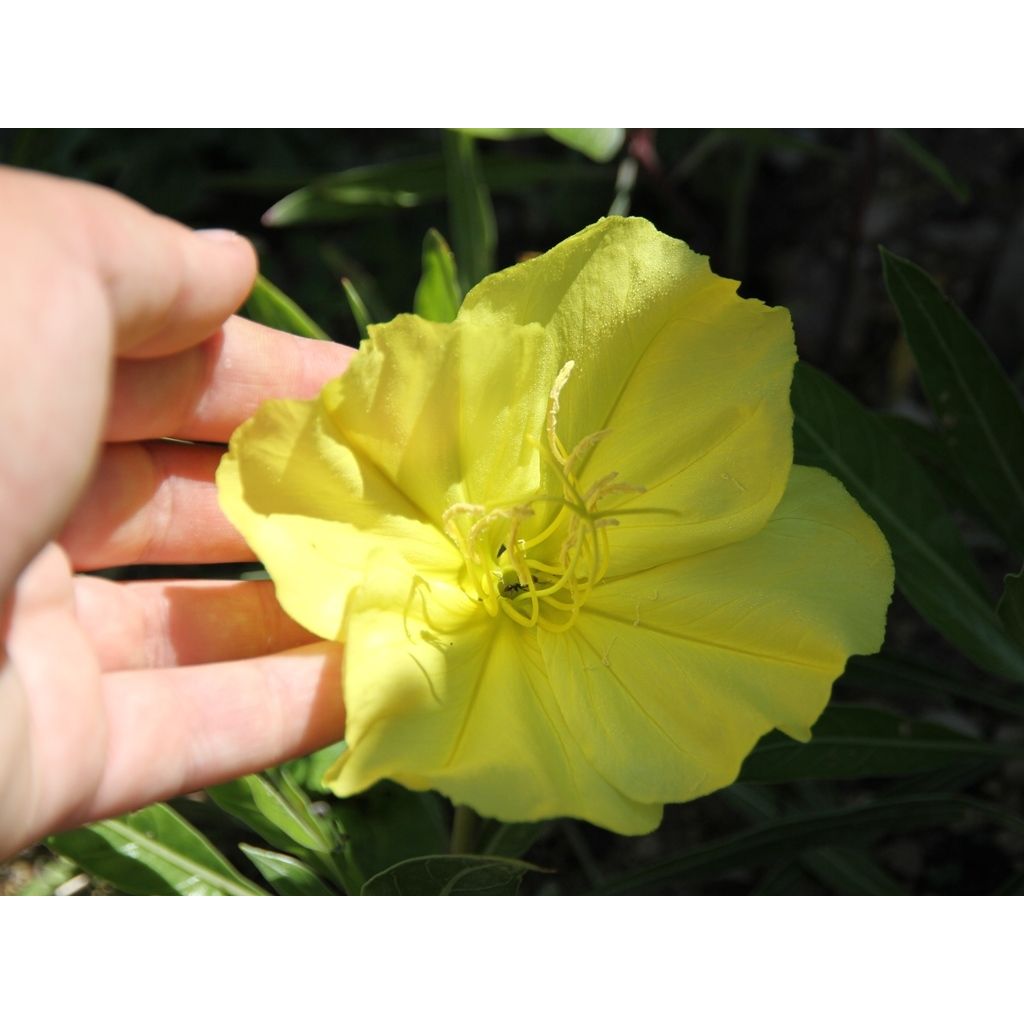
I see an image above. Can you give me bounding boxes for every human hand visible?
[0,169,352,859]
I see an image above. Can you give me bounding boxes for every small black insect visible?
[500,580,530,598]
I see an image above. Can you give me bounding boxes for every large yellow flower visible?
[217,217,893,835]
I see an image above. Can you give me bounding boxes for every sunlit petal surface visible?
[219,217,894,833]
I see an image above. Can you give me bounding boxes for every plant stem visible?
[450,805,479,855]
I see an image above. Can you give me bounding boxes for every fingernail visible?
[195,227,243,243]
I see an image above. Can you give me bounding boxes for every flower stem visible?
[450,805,480,855]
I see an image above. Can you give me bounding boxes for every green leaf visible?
[800,847,908,895]
[740,704,1020,783]
[479,820,551,859]
[341,278,372,340]
[239,845,337,896]
[724,784,908,895]
[545,128,624,163]
[263,155,604,227]
[47,804,266,896]
[792,362,1024,681]
[207,774,333,855]
[413,228,461,323]
[282,740,347,794]
[244,274,329,340]
[884,129,971,202]
[13,857,79,896]
[999,567,1024,646]
[841,653,1024,718]
[443,130,496,292]
[362,854,541,896]
[881,247,1024,555]
[331,781,449,892]
[599,796,1024,894]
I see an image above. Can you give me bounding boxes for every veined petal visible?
[459,217,795,569]
[218,396,459,640]
[537,466,894,805]
[325,315,559,525]
[326,566,662,835]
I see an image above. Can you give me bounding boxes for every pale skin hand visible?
[0,168,353,859]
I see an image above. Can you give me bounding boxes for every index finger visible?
[106,316,355,443]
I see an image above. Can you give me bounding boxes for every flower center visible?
[442,361,643,632]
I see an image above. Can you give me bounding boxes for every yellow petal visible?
[217,396,459,640]
[325,315,558,525]
[460,216,796,572]
[537,466,894,806]
[325,564,662,835]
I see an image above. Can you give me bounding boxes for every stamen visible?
[441,359,652,632]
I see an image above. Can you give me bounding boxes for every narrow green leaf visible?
[263,155,604,227]
[47,804,266,896]
[443,130,496,293]
[244,274,329,340]
[207,774,333,854]
[13,857,79,896]
[283,740,347,794]
[740,704,1021,783]
[239,845,336,896]
[999,567,1024,646]
[724,784,908,895]
[841,653,1024,718]
[599,796,1024,894]
[341,278,372,340]
[545,128,624,163]
[413,228,461,323]
[882,248,1024,555]
[362,854,541,896]
[459,128,541,141]
[884,130,971,202]
[792,362,1024,681]
[800,847,907,895]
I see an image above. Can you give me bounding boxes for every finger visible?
[59,442,252,569]
[3,169,257,359]
[106,316,354,443]
[84,642,346,828]
[73,577,318,671]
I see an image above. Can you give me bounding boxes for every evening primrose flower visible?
[217,217,892,835]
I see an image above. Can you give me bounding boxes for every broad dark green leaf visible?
[244,274,329,340]
[792,362,1024,681]
[882,248,1024,555]
[443,130,495,293]
[878,414,990,524]
[341,278,372,340]
[999,567,1024,647]
[239,845,337,896]
[362,854,541,896]
[599,796,1024,894]
[413,228,461,323]
[48,804,266,896]
[331,781,449,893]
[480,820,551,859]
[263,155,604,227]
[740,704,1020,783]
[545,128,624,162]
[884,130,971,202]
